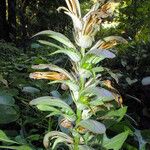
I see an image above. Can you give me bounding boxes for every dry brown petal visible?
[29,72,68,80]
[60,118,73,128]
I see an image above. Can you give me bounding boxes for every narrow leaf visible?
[32,30,76,49]
[38,40,62,49]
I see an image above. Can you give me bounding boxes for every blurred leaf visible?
[31,43,41,49]
[22,86,40,94]
[78,145,95,150]
[0,105,19,124]
[142,76,150,86]
[126,77,138,85]
[0,130,18,144]
[134,129,147,150]
[0,74,8,87]
[0,145,32,150]
[0,95,15,106]
[141,129,150,144]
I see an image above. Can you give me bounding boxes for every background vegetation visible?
[0,0,150,149]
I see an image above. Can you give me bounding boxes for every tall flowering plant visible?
[30,0,128,149]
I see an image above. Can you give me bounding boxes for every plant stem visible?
[73,48,85,149]
[74,134,80,150]
[81,48,85,57]
[73,109,82,150]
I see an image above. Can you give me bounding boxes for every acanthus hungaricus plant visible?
[29,0,128,149]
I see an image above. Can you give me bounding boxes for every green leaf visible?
[49,80,79,92]
[50,49,81,62]
[104,107,127,122]
[0,105,20,124]
[0,130,18,144]
[135,129,147,150]
[22,86,40,94]
[81,54,101,66]
[38,40,62,49]
[52,137,69,149]
[0,95,15,106]
[32,30,76,49]
[141,129,150,143]
[81,87,114,105]
[87,49,116,59]
[30,96,76,121]
[103,131,129,150]
[37,105,60,112]
[78,119,106,134]
[0,145,32,150]
[91,67,104,73]
[43,131,73,149]
[78,145,95,150]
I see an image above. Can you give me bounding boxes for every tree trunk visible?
[0,0,8,41]
[8,0,16,42]
[19,0,29,40]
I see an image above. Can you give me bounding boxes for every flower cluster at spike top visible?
[59,0,121,48]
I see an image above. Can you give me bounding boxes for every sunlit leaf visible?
[81,87,115,105]
[30,96,74,113]
[50,49,81,62]
[87,49,116,59]
[77,119,106,134]
[32,30,76,49]
[30,96,76,121]
[49,80,79,92]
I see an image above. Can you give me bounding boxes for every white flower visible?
[59,0,121,48]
